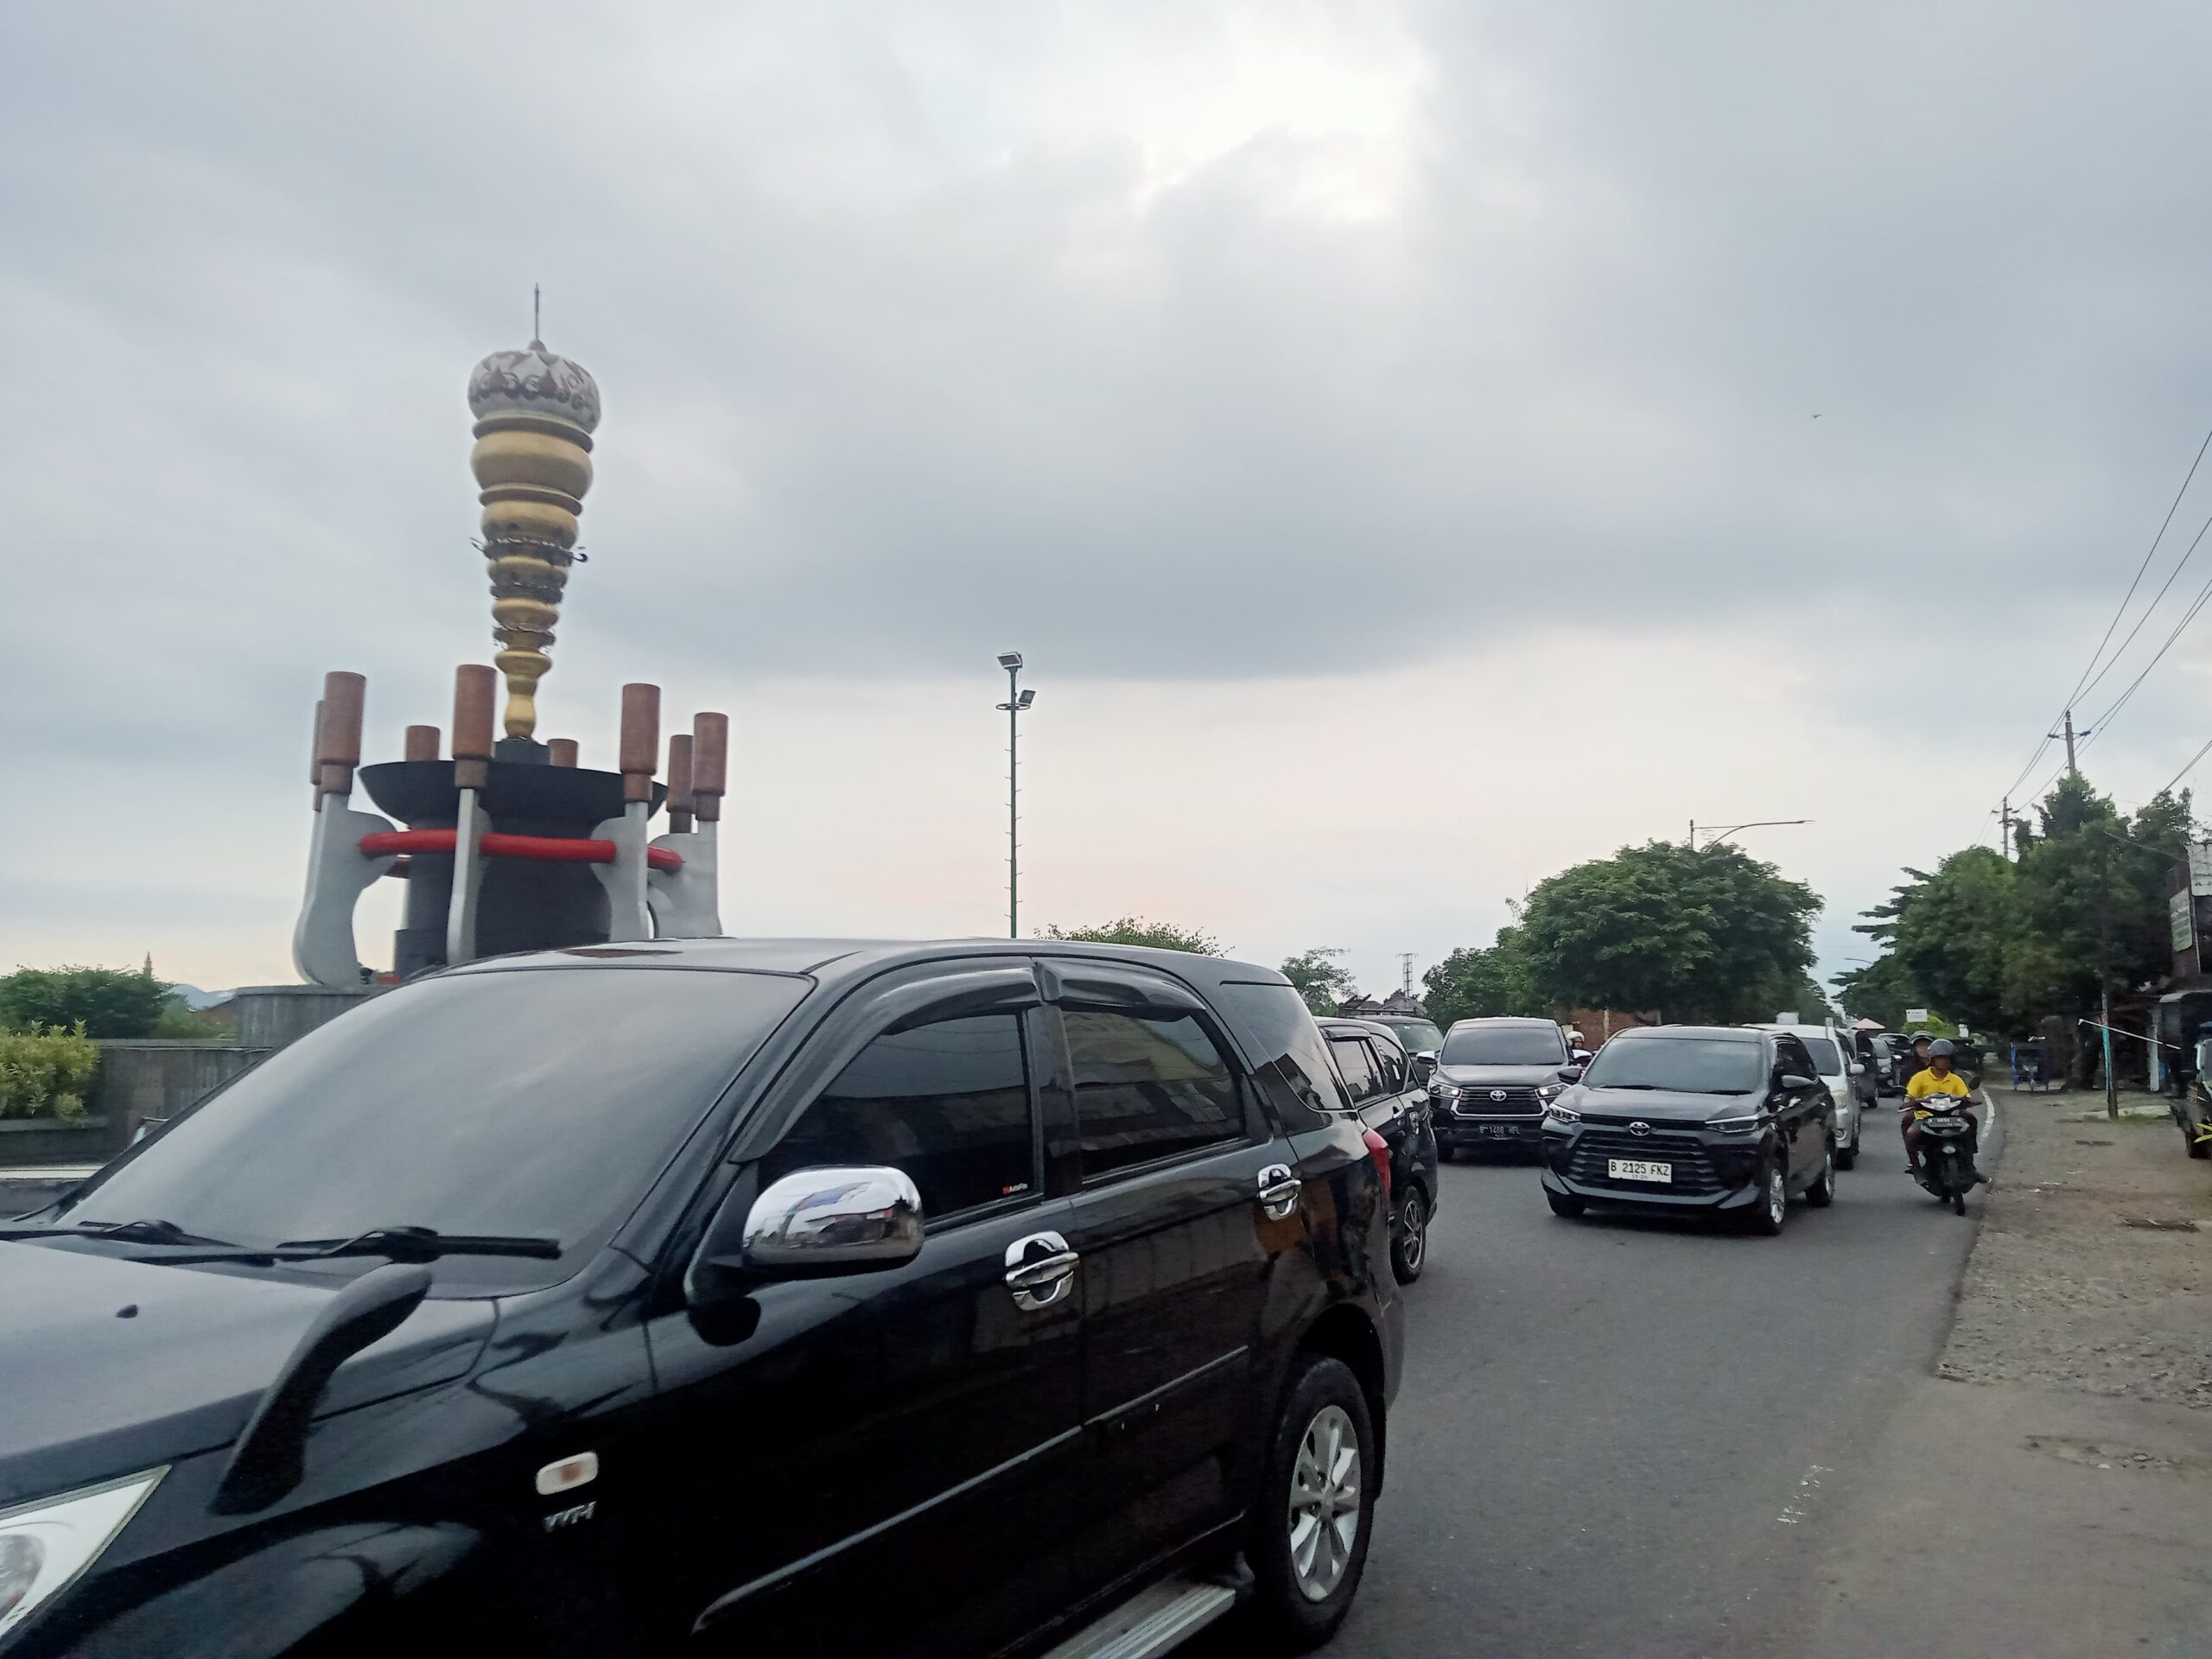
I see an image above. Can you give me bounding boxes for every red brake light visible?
[1361,1127,1392,1199]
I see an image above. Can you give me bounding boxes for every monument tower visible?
[291,329,726,987]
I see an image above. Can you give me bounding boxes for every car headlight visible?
[1536,1082,1562,1102]
[1542,1100,1580,1124]
[0,1469,165,1640]
[1708,1113,1768,1135]
[1429,1082,1459,1102]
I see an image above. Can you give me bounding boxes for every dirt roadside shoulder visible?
[1801,1086,2212,1658]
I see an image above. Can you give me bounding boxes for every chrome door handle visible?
[1256,1164,1302,1221]
[1004,1231,1078,1311]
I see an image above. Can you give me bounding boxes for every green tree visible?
[1422,928,1541,1026]
[1885,847,2022,1037]
[1517,842,1820,1025]
[1832,952,1924,1030]
[1280,947,1358,1014]
[1037,918,1224,955]
[0,965,170,1039]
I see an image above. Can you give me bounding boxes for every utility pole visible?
[2000,797,2013,859]
[2102,982,2118,1119]
[995,653,1035,939]
[1399,953,1415,996]
[2053,709,2081,775]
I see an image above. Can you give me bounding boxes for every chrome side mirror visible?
[1412,1051,1439,1080]
[696,1166,925,1293]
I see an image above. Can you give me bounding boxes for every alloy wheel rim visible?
[1287,1403,1362,1601]
[1401,1195,1425,1268]
[1768,1167,1785,1223]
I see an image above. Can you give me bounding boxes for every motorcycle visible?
[1908,1103,1980,1214]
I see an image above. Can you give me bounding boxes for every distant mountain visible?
[163,983,236,1010]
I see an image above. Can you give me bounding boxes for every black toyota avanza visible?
[0,940,1402,1657]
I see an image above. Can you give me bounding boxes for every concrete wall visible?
[229,984,378,1050]
[86,1039,274,1154]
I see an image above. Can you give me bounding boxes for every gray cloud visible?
[7,1,2212,984]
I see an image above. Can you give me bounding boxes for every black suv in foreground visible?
[0,940,1401,1657]
[1427,1017,1580,1158]
[1538,1025,1837,1234]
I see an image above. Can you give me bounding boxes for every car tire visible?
[1836,1120,1859,1170]
[1744,1161,1788,1236]
[1805,1142,1836,1207]
[1543,1188,1585,1218]
[1390,1188,1428,1284]
[1246,1353,1376,1654]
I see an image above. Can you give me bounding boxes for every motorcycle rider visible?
[1903,1038,1974,1176]
[1898,1032,1935,1091]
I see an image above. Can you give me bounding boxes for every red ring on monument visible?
[360,829,683,872]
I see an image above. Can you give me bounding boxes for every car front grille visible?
[1452,1087,1542,1117]
[1567,1127,1727,1195]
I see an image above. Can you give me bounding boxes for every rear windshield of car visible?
[1796,1036,1842,1073]
[1583,1036,1763,1095]
[1382,1019,1446,1053]
[57,966,809,1287]
[1440,1025,1567,1065]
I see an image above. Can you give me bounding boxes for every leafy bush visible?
[149,1001,226,1039]
[1038,918,1224,955]
[0,1025,100,1122]
[0,966,169,1038]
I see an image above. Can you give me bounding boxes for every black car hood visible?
[0,1241,494,1504]
[1571,1085,1755,1123]
[1437,1063,1568,1089]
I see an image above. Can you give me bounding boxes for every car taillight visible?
[1361,1127,1393,1199]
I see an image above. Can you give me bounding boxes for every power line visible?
[1995,423,2212,805]
[2074,553,2212,759]
[2074,500,2212,711]
[2158,734,2212,798]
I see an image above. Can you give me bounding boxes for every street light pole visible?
[995,653,1034,939]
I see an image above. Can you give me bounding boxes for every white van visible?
[1747,1021,1865,1168]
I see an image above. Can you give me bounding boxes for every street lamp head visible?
[1016,689,1035,709]
[996,652,1023,671]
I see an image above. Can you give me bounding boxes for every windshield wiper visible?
[1592,1082,1662,1090]
[134,1225,563,1268]
[0,1217,242,1248]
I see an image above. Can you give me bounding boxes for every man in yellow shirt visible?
[1903,1038,1974,1174]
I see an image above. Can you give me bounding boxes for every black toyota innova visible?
[0,940,1402,1657]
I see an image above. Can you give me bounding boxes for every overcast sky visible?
[8,1,2212,1001]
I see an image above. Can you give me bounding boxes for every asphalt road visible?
[1301,1104,1996,1657]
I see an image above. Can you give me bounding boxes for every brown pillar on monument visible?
[666,734,695,835]
[548,740,580,767]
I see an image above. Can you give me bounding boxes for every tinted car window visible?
[1440,1024,1567,1065]
[1581,1036,1764,1095]
[1369,1036,1408,1093]
[1774,1035,1815,1077]
[1211,981,1352,1124]
[1796,1035,1843,1073]
[1330,1035,1382,1102]
[62,968,809,1286]
[1066,1009,1243,1179]
[761,1013,1035,1219]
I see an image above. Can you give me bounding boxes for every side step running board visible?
[1039,1576,1239,1659]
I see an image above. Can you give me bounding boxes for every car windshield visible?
[1583,1037,1763,1095]
[1796,1036,1842,1073]
[1440,1025,1566,1065]
[1382,1019,1446,1052]
[54,967,809,1287]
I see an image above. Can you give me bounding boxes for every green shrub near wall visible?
[0,1025,100,1122]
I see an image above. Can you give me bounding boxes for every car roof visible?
[1610,1025,1764,1043]
[1319,1016,1411,1050]
[442,935,1292,993]
[1445,1016,1559,1029]
[1745,1022,1836,1038]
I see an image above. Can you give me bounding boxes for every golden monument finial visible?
[467,332,601,741]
